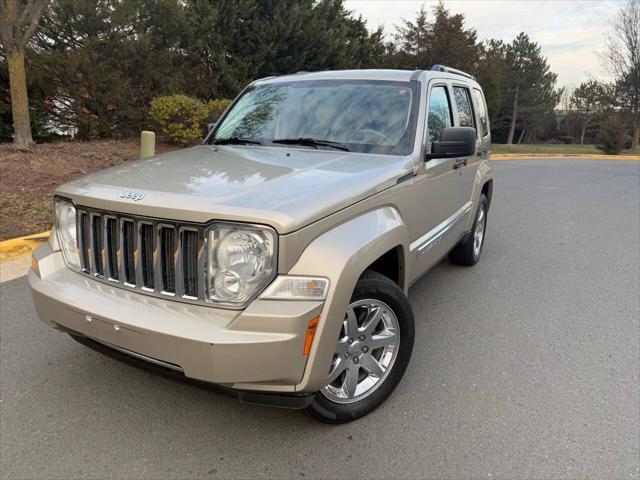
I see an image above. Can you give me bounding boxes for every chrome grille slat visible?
[174,228,184,297]
[159,226,177,294]
[120,219,136,286]
[77,207,207,304]
[77,211,90,272]
[134,220,144,289]
[181,229,199,298]
[139,222,155,290]
[153,226,163,296]
[105,217,119,281]
[90,213,104,277]
[118,218,127,283]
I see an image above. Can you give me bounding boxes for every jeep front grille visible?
[76,207,206,303]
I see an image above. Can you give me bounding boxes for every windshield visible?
[210,80,419,155]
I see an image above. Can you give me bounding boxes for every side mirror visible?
[426,127,476,160]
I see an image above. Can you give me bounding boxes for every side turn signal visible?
[303,316,320,356]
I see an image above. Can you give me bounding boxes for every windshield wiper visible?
[272,137,350,151]
[212,137,262,146]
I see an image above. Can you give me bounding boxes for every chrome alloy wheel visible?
[473,203,486,259]
[321,299,400,404]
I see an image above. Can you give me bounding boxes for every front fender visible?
[287,206,409,392]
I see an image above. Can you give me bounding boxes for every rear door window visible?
[453,86,475,129]
[427,85,453,143]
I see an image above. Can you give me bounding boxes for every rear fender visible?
[287,206,409,392]
[464,159,493,231]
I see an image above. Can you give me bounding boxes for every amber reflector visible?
[303,316,320,356]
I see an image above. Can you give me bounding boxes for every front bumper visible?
[29,244,324,394]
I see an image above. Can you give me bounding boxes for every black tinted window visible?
[427,86,452,142]
[453,86,475,128]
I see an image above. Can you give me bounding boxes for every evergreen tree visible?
[475,39,509,128]
[389,2,480,72]
[31,0,194,137]
[504,33,560,144]
[25,0,385,137]
[571,80,607,144]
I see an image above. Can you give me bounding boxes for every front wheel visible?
[309,271,414,423]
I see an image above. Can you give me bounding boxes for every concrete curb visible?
[0,256,32,283]
[0,231,50,261]
[492,153,640,160]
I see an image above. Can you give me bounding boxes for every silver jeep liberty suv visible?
[29,65,493,423]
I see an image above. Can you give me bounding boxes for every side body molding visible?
[287,206,409,392]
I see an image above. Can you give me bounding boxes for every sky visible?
[344,0,622,89]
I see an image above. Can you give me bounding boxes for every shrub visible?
[149,95,209,145]
[206,99,232,122]
[149,96,233,145]
[559,135,574,144]
[597,117,630,155]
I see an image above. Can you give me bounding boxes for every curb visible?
[0,231,50,261]
[492,153,640,160]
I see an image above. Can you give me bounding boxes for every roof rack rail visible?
[430,64,475,81]
[410,70,423,81]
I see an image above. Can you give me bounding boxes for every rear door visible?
[472,87,491,161]
[451,84,482,202]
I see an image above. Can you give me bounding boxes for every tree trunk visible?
[517,128,526,145]
[507,85,519,145]
[580,124,586,145]
[7,48,34,149]
[633,116,639,153]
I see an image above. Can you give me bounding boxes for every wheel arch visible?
[481,178,493,207]
[286,206,410,392]
[362,245,406,290]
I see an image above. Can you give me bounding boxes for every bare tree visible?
[603,0,640,152]
[0,0,49,149]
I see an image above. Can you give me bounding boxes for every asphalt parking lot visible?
[1,158,639,479]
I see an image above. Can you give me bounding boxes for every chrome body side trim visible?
[410,201,473,257]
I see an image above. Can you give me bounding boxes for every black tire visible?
[309,270,414,423]
[449,193,489,266]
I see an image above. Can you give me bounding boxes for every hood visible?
[57,145,413,233]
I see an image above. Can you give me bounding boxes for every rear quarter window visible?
[473,88,489,137]
[453,86,475,129]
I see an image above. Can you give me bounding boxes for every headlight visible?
[206,223,276,306]
[54,197,81,271]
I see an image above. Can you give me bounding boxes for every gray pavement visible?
[1,158,639,479]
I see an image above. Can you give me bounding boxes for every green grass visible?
[492,144,605,155]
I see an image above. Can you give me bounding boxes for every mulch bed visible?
[0,139,180,241]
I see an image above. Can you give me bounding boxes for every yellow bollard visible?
[140,131,156,159]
